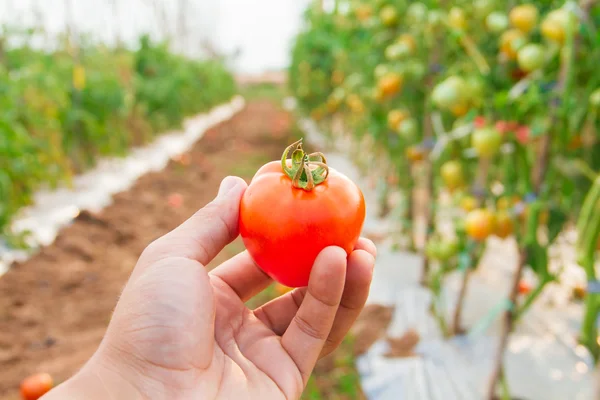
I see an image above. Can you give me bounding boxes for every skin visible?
[42,176,376,400]
[240,161,366,287]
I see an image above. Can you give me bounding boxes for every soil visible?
[0,101,295,399]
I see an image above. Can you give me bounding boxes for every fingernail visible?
[218,176,240,198]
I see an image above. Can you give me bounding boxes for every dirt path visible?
[0,101,295,399]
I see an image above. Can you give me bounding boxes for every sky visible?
[0,0,311,73]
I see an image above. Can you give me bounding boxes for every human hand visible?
[43,176,376,400]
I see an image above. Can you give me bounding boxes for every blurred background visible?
[2,0,600,400]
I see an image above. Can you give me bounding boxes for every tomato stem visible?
[281,139,329,191]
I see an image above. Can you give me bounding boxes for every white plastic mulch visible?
[0,96,246,277]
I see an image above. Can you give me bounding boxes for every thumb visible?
[140,176,247,268]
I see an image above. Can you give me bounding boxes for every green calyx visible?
[281,139,329,191]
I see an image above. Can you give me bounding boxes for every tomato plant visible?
[239,140,366,287]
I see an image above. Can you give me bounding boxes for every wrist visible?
[41,353,144,400]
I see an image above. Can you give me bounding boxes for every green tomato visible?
[385,43,411,60]
[590,88,600,108]
[374,64,391,80]
[332,87,346,101]
[432,76,467,109]
[407,3,428,24]
[398,118,418,140]
[380,5,398,27]
[474,0,495,19]
[486,12,509,32]
[403,61,426,81]
[472,127,502,158]
[437,240,459,261]
[428,10,446,28]
[425,239,442,260]
[465,77,485,106]
[517,44,545,72]
[440,160,464,190]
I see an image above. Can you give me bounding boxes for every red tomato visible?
[518,280,532,295]
[239,141,366,287]
[474,116,487,129]
[20,373,53,400]
[515,126,531,144]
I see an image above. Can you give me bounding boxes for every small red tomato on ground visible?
[518,280,532,295]
[20,373,53,400]
[239,140,366,287]
[167,193,184,208]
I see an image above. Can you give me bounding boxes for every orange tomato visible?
[331,69,345,86]
[388,109,409,130]
[377,73,403,98]
[509,4,538,33]
[465,209,496,241]
[494,211,514,239]
[20,373,53,400]
[451,103,470,117]
[500,29,526,60]
[406,146,425,163]
[239,141,366,287]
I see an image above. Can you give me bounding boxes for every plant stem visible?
[486,248,526,400]
[452,268,471,335]
[514,279,549,322]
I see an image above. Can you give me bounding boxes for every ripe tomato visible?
[486,12,509,33]
[518,280,532,295]
[448,7,467,30]
[20,373,53,400]
[239,140,366,288]
[515,125,531,144]
[380,5,398,27]
[474,116,487,129]
[500,29,526,60]
[377,73,403,98]
[465,209,496,241]
[441,160,464,191]
[517,44,545,72]
[472,127,502,158]
[494,211,514,239]
[406,146,425,163]
[509,4,538,33]
[388,109,409,130]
